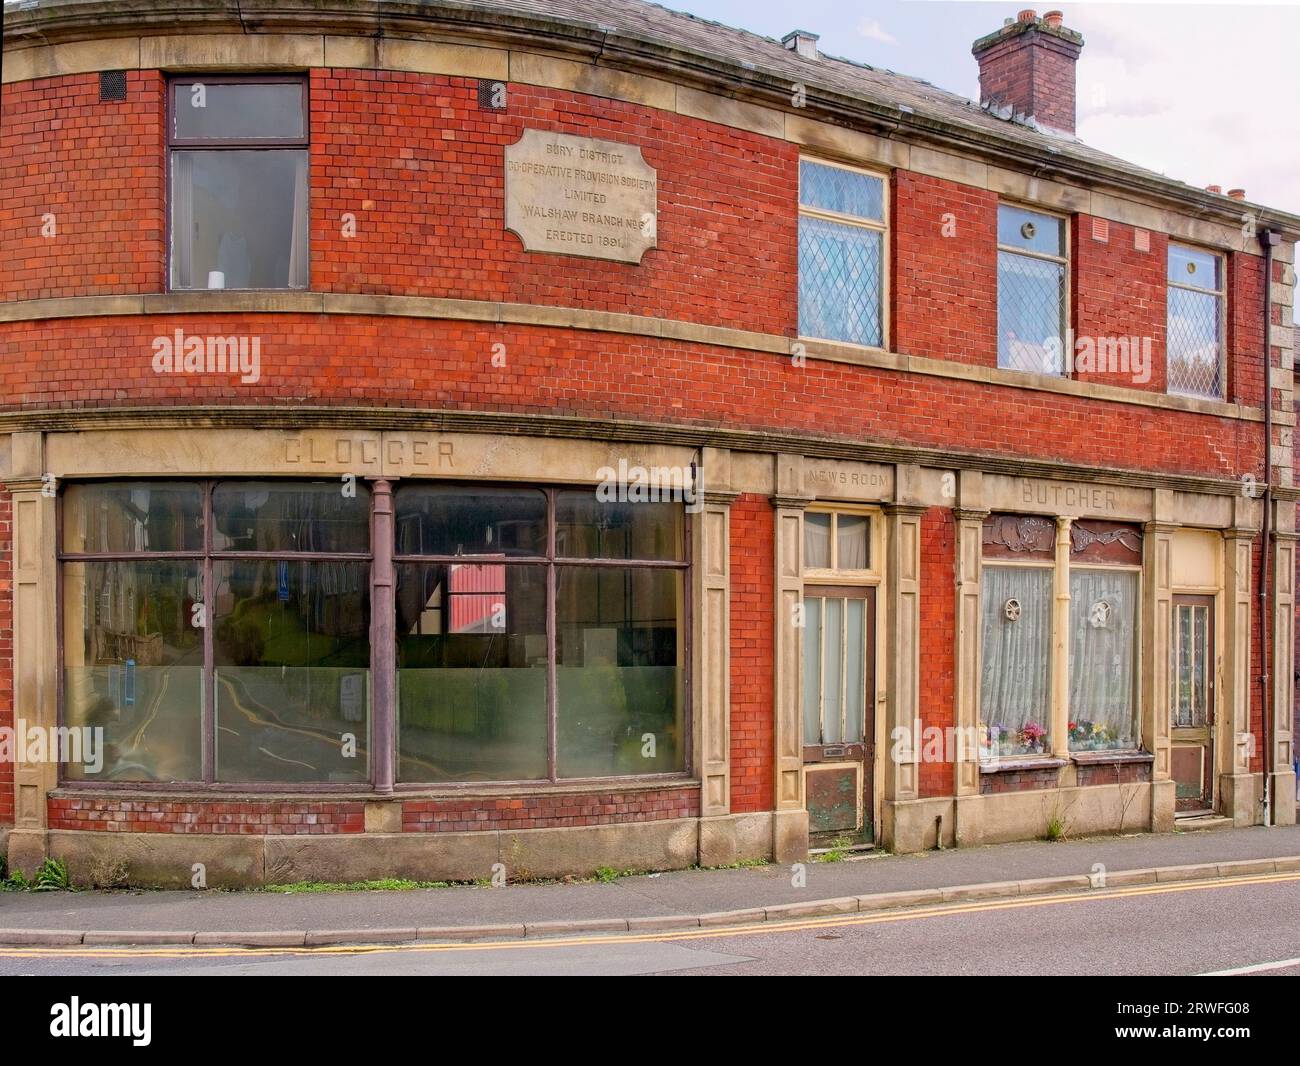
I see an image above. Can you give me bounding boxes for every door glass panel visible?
[1172,603,1210,728]
[822,597,843,744]
[845,597,866,743]
[802,597,823,745]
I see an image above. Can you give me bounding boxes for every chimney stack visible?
[781,29,819,60]
[972,9,1084,136]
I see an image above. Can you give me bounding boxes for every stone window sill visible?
[979,757,1068,774]
[1069,750,1154,766]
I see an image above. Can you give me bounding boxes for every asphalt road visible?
[3,873,1297,976]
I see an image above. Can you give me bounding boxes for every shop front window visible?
[60,480,371,784]
[61,480,692,789]
[979,565,1053,757]
[394,485,687,783]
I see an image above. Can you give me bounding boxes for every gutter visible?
[1260,229,1280,827]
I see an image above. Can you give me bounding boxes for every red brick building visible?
[0,0,1295,886]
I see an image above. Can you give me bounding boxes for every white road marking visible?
[1199,956,1300,975]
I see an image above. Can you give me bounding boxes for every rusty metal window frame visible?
[391,484,693,788]
[56,478,695,793]
[56,478,374,792]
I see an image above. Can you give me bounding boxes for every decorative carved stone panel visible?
[982,513,1055,559]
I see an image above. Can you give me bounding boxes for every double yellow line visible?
[4,870,1297,960]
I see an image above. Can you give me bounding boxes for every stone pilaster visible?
[771,453,811,863]
[880,484,925,851]
[1221,527,1258,824]
[1143,518,1177,830]
[7,432,57,873]
[953,508,988,793]
[1049,516,1073,760]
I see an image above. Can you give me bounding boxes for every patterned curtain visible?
[1067,569,1138,750]
[979,566,1052,755]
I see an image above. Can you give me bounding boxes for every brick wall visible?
[47,796,367,833]
[0,72,165,302]
[311,70,799,334]
[1071,215,1168,392]
[729,494,774,812]
[979,766,1060,794]
[403,786,699,831]
[892,171,998,367]
[0,68,1275,421]
[919,506,955,798]
[1076,761,1152,787]
[0,315,1265,481]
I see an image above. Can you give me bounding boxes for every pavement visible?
[2,823,1299,947]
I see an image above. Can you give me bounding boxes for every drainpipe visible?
[1259,228,1279,827]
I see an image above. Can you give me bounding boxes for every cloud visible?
[857,18,896,46]
[1073,4,1300,211]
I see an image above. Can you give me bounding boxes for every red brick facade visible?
[0,2,1292,869]
[730,494,775,813]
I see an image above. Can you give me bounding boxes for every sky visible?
[661,0,1300,214]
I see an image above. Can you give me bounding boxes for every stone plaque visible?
[504,129,657,264]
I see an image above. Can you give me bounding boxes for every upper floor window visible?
[168,77,309,291]
[1167,244,1225,399]
[997,205,1067,375]
[798,160,887,349]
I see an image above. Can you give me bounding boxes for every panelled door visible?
[1170,594,1215,812]
[802,584,876,842]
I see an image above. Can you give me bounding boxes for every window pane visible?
[556,492,683,561]
[397,563,547,782]
[998,250,1065,373]
[173,81,304,141]
[1068,570,1138,751]
[979,566,1052,757]
[804,513,831,569]
[997,205,1064,257]
[395,485,546,557]
[845,597,866,744]
[62,560,203,782]
[557,567,685,777]
[213,559,370,783]
[62,482,203,554]
[213,481,371,554]
[837,515,870,570]
[1167,286,1222,398]
[799,161,884,221]
[1168,245,1220,291]
[171,149,308,289]
[799,215,883,347]
[802,596,823,745]
[821,596,844,744]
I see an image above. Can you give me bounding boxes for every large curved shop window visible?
[59,480,688,788]
[60,481,372,785]
[395,486,688,783]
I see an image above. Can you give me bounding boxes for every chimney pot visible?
[1228,188,1246,201]
[781,29,819,60]
[973,9,1084,135]
[1206,184,1222,194]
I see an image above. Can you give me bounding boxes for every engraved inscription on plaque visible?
[504,129,657,264]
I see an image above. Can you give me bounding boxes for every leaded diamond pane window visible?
[1167,245,1225,399]
[798,160,887,349]
[997,206,1068,375]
